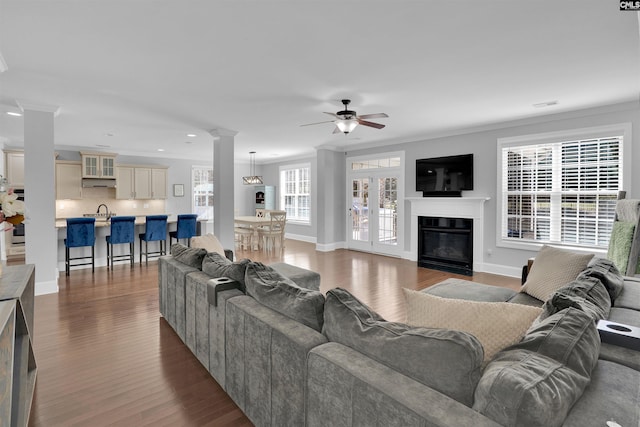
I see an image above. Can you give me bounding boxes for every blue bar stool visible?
[65,217,96,276]
[169,214,198,247]
[139,215,168,265]
[106,216,136,269]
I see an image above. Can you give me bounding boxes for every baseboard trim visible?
[480,262,522,278]
[284,233,316,244]
[36,279,59,295]
[316,241,347,252]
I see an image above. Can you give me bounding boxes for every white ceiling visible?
[1,1,639,164]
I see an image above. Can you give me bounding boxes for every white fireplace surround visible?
[407,197,490,272]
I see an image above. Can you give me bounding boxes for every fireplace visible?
[418,216,473,275]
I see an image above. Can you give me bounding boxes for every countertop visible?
[55,215,205,229]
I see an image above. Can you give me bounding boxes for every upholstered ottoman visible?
[424,278,517,303]
[270,262,321,291]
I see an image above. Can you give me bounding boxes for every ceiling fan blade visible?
[358,113,388,120]
[323,112,340,119]
[357,119,385,129]
[300,120,335,127]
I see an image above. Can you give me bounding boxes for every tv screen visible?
[416,154,473,197]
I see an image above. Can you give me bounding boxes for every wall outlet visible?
[487,248,493,256]
[143,203,149,209]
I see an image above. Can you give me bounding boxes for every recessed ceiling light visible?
[187,133,197,137]
[96,144,111,148]
[533,100,558,108]
[184,141,193,144]
[6,112,22,117]
[157,148,165,152]
[105,132,114,137]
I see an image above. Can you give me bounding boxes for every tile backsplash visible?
[56,187,166,218]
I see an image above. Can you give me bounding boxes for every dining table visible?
[234,216,275,250]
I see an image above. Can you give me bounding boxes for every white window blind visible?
[501,135,622,249]
[192,166,214,220]
[280,164,310,224]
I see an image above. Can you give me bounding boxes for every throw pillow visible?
[403,288,542,363]
[577,257,624,302]
[520,245,595,301]
[201,252,250,285]
[538,276,611,322]
[323,287,483,406]
[170,243,207,269]
[244,262,325,331]
[190,233,226,258]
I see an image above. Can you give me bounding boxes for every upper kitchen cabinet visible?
[81,151,116,179]
[55,161,83,199]
[116,165,167,200]
[4,150,25,188]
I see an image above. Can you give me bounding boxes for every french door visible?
[347,153,403,257]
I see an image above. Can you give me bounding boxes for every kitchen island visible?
[55,215,207,272]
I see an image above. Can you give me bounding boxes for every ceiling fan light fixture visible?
[336,119,358,134]
[242,151,263,185]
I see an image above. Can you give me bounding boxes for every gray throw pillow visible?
[244,262,325,332]
[323,288,483,407]
[517,307,600,377]
[539,276,611,322]
[171,243,207,270]
[577,258,624,302]
[473,349,590,427]
[201,252,250,285]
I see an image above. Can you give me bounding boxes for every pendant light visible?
[242,151,263,185]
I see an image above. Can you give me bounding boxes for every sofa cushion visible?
[506,291,544,307]
[190,233,226,258]
[517,308,600,377]
[539,276,611,322]
[404,289,542,363]
[269,262,321,291]
[244,262,325,332]
[201,252,250,285]
[170,243,207,270]
[323,288,483,406]
[520,245,594,301]
[562,360,640,427]
[473,349,591,427]
[577,257,624,302]
[614,277,640,311]
[608,306,640,328]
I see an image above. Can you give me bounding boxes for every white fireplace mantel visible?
[407,197,490,272]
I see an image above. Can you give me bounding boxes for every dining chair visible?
[257,211,286,252]
[64,217,96,276]
[139,215,168,265]
[106,216,136,269]
[169,214,198,247]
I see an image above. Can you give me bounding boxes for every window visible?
[192,166,214,220]
[280,163,310,224]
[498,124,629,250]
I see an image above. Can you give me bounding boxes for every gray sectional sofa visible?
[159,244,640,427]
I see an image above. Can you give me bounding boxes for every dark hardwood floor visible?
[25,240,520,426]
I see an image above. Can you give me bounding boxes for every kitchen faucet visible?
[96,203,110,218]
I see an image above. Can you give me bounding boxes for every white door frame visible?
[346,151,405,257]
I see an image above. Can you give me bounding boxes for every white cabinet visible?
[55,161,82,199]
[81,152,116,179]
[116,166,135,199]
[151,168,167,199]
[4,151,24,188]
[116,165,167,200]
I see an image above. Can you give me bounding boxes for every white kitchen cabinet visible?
[55,161,82,199]
[151,168,167,199]
[4,151,24,188]
[116,166,135,199]
[81,152,116,179]
[116,165,167,200]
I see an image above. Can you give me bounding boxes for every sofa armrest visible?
[521,257,535,285]
[224,249,234,261]
[306,342,501,427]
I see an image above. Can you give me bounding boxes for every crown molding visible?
[16,100,60,116]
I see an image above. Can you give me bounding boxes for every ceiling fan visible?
[301,99,388,134]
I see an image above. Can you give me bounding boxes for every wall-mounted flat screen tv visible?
[416,154,473,197]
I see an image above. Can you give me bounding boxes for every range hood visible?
[82,178,117,188]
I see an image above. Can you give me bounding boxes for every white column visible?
[315,148,345,251]
[209,128,236,250]
[19,102,59,295]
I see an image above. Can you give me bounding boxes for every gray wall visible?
[346,102,640,272]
